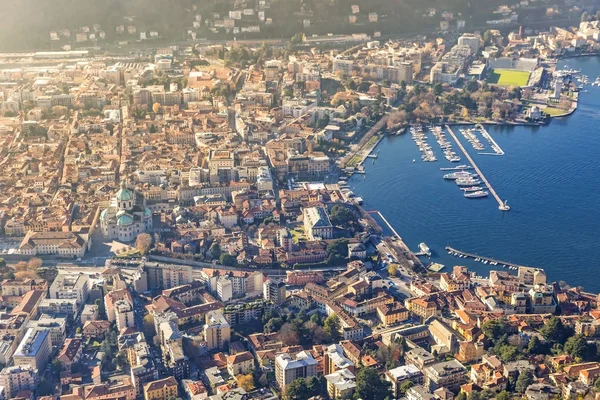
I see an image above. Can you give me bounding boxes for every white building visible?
[275,352,318,393]
[49,273,90,306]
[13,328,52,370]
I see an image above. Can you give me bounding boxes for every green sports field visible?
[487,69,531,87]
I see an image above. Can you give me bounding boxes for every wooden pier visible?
[445,246,537,270]
[446,125,510,211]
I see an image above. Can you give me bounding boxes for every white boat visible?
[461,186,485,192]
[419,242,431,256]
[464,190,489,198]
[444,171,473,180]
[456,179,482,186]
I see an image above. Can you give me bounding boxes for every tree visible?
[539,317,572,344]
[237,374,255,391]
[329,205,358,227]
[594,377,600,392]
[581,11,591,22]
[355,367,392,400]
[496,344,518,362]
[482,320,507,342]
[324,314,341,342]
[219,253,237,267]
[14,261,28,272]
[264,317,283,334]
[387,263,399,277]
[496,390,512,400]
[209,243,221,259]
[433,83,444,96]
[143,314,156,340]
[400,380,414,395]
[527,335,545,355]
[152,102,162,114]
[116,351,128,370]
[76,327,82,335]
[285,378,309,400]
[135,233,153,254]
[51,359,63,375]
[515,370,533,393]
[15,271,37,280]
[27,257,43,270]
[279,323,300,346]
[51,105,69,117]
[316,114,330,129]
[95,298,106,320]
[37,378,53,396]
[564,334,593,360]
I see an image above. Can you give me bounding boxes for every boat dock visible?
[477,124,505,156]
[446,125,510,211]
[445,246,535,270]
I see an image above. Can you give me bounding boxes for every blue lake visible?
[350,56,600,291]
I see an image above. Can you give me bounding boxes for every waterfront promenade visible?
[446,125,509,211]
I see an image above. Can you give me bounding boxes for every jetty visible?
[372,211,401,239]
[477,124,505,156]
[445,246,536,270]
[446,125,510,211]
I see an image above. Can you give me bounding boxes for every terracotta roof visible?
[227,351,254,365]
[144,376,177,392]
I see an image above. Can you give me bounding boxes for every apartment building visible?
[13,328,52,370]
[49,273,90,306]
[275,352,318,393]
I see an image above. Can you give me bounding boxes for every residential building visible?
[424,360,467,391]
[203,310,231,351]
[38,299,77,315]
[26,314,67,347]
[0,366,38,399]
[143,376,178,400]
[386,365,424,397]
[325,368,356,399]
[275,352,318,393]
[49,273,90,306]
[13,328,52,370]
[227,351,255,376]
[263,278,286,305]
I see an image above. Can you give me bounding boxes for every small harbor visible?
[477,124,505,156]
[446,125,510,211]
[410,125,437,162]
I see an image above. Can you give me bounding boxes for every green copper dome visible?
[116,180,133,202]
[116,214,134,226]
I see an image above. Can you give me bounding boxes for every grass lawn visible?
[487,69,531,87]
[346,154,363,167]
[543,106,567,116]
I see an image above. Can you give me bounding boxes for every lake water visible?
[350,56,600,291]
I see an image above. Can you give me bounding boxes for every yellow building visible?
[143,377,178,400]
[405,297,438,319]
[377,303,409,326]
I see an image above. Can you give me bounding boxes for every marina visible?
[350,57,600,291]
[445,246,535,270]
[459,127,485,151]
[430,126,461,162]
[477,124,505,156]
[410,125,437,162]
[446,125,510,211]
